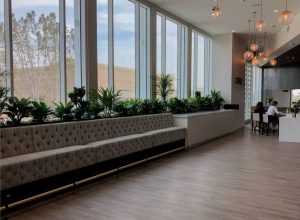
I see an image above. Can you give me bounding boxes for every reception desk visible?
[279,116,300,143]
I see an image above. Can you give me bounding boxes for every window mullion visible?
[193,33,198,95]
[176,25,181,98]
[4,0,13,96]
[108,0,114,90]
[161,16,166,75]
[135,3,140,98]
[59,0,67,103]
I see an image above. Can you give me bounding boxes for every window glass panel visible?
[291,89,300,105]
[114,0,135,98]
[166,19,177,97]
[0,0,6,87]
[156,15,161,75]
[66,0,75,95]
[139,5,148,99]
[197,34,205,94]
[97,0,108,89]
[12,0,60,103]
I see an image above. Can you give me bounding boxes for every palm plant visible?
[0,71,9,114]
[31,101,53,123]
[154,74,174,102]
[210,90,225,110]
[87,101,104,119]
[92,88,121,117]
[3,97,32,125]
[54,102,74,121]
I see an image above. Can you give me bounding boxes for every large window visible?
[156,14,187,98]
[191,31,211,97]
[66,0,75,96]
[12,0,60,103]
[97,0,150,99]
[291,89,300,105]
[0,0,4,75]
[114,0,135,98]
[97,0,108,89]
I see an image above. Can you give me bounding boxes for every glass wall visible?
[11,0,60,103]
[191,31,205,96]
[156,14,188,98]
[97,0,108,89]
[66,0,75,96]
[165,19,178,97]
[114,0,135,98]
[0,0,4,73]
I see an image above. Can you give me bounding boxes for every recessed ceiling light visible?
[273,9,279,13]
[232,30,236,33]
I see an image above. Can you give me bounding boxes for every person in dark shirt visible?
[254,101,265,124]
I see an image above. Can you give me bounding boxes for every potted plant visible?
[54,102,74,121]
[291,101,300,118]
[68,87,89,120]
[265,96,273,106]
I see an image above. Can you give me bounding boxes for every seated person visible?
[254,101,265,124]
[267,101,283,116]
[267,101,284,130]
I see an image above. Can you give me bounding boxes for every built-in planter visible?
[173,110,243,147]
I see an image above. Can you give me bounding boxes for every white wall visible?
[212,33,245,125]
[275,12,300,50]
[212,34,233,103]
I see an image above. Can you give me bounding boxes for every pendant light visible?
[250,12,259,52]
[279,0,294,25]
[244,20,254,62]
[270,59,277,66]
[252,56,259,66]
[211,0,222,17]
[256,0,266,32]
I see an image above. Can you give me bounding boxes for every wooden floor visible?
[9,128,300,220]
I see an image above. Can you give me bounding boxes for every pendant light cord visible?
[286,0,288,11]
[248,20,251,48]
[253,12,256,43]
[261,0,263,20]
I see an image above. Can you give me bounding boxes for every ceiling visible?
[147,0,300,35]
[264,43,300,67]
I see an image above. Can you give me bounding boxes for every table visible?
[279,115,300,143]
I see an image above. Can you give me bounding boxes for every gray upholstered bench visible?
[0,113,186,206]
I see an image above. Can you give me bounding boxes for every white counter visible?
[279,116,300,143]
[173,110,244,147]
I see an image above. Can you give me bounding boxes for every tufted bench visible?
[0,113,186,206]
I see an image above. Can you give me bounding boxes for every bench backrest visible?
[0,113,173,159]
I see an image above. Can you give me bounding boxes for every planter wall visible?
[173,110,243,147]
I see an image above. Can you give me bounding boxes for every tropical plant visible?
[142,99,165,114]
[123,99,143,116]
[92,88,121,117]
[113,101,129,117]
[167,98,186,114]
[31,101,53,123]
[210,90,225,110]
[68,87,89,120]
[154,74,174,102]
[265,96,273,106]
[0,71,9,114]
[87,101,104,119]
[194,91,201,99]
[3,97,32,125]
[54,102,74,121]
